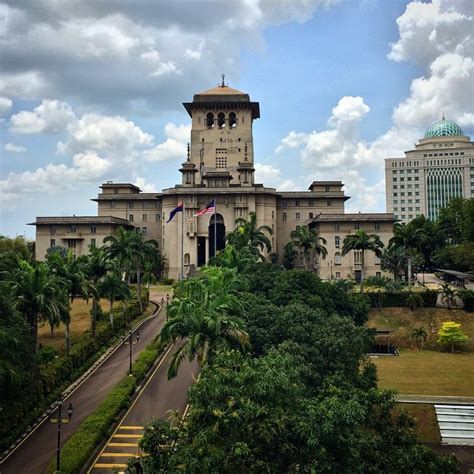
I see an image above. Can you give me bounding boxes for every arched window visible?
[217,112,225,128]
[206,113,214,128]
[184,253,190,265]
[335,252,341,265]
[229,112,237,128]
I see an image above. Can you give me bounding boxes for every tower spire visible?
[221,74,225,87]
[187,142,190,161]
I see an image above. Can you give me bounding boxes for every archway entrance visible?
[209,213,225,259]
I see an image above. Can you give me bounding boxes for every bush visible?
[162,278,174,285]
[367,290,438,308]
[458,289,474,312]
[45,340,165,474]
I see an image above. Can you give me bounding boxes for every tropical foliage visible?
[287,226,327,271]
[437,321,469,353]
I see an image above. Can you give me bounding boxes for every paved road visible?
[396,395,474,405]
[89,344,199,473]
[0,296,166,474]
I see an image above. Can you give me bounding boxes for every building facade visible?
[32,83,396,281]
[385,119,474,223]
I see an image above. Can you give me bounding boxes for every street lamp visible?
[48,397,73,473]
[166,293,170,305]
[122,330,140,375]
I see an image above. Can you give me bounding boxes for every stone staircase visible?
[435,404,474,446]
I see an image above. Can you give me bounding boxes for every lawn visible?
[373,350,474,397]
[367,307,474,350]
[148,283,174,295]
[38,298,120,351]
[395,403,440,444]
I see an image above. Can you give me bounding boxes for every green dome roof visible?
[424,119,464,138]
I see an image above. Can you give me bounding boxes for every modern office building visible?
[32,82,396,280]
[385,118,474,223]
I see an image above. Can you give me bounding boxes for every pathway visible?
[0,296,166,474]
[88,344,198,473]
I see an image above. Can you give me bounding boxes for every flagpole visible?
[181,202,185,280]
[214,197,217,258]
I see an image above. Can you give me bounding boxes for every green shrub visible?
[367,290,438,308]
[45,340,165,474]
[162,278,174,285]
[406,292,425,310]
[458,289,474,312]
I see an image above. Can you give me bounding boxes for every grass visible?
[367,306,474,350]
[148,283,173,294]
[395,403,440,444]
[38,298,120,351]
[373,349,474,397]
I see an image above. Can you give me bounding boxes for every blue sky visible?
[1,0,473,238]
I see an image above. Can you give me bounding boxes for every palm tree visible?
[289,226,327,271]
[85,246,109,337]
[342,229,384,292]
[380,246,406,282]
[160,267,250,378]
[103,226,137,279]
[440,282,457,310]
[226,211,273,260]
[411,326,428,349]
[99,267,130,326]
[9,261,65,350]
[389,223,424,286]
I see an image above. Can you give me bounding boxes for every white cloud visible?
[0,97,12,116]
[133,177,157,193]
[143,122,190,162]
[0,1,337,111]
[10,99,76,134]
[4,143,26,152]
[254,163,296,190]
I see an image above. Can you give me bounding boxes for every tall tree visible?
[160,267,250,378]
[389,223,424,286]
[9,261,65,350]
[99,265,130,326]
[342,229,384,291]
[289,226,327,272]
[226,211,273,261]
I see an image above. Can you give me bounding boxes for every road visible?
[89,345,199,473]
[0,295,167,474]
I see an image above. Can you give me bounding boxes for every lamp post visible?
[123,330,140,375]
[166,293,170,305]
[48,397,73,473]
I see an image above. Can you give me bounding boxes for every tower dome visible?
[424,118,464,138]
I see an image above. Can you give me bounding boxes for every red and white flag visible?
[194,199,215,217]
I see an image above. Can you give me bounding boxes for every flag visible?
[167,202,183,223]
[195,199,216,217]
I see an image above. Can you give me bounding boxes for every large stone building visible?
[385,118,474,223]
[31,83,396,281]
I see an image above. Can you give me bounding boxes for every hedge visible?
[458,289,474,312]
[0,289,150,454]
[367,290,438,308]
[45,339,165,474]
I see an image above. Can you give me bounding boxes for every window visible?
[114,188,118,194]
[309,212,313,220]
[128,201,134,209]
[272,210,275,219]
[156,213,161,222]
[296,212,300,221]
[335,252,341,265]
[129,214,134,222]
[229,112,237,128]
[91,238,96,248]
[374,255,381,265]
[325,186,330,192]
[335,224,340,231]
[50,239,56,247]
[296,226,300,231]
[110,201,116,208]
[142,227,147,235]
[50,225,56,235]
[354,250,362,264]
[376,271,381,278]
[335,272,341,279]
[91,225,96,234]
[142,214,147,222]
[206,112,214,128]
[282,212,287,221]
[184,253,190,265]
[281,201,287,207]
[327,200,332,206]
[295,200,300,207]
[354,224,360,230]
[374,223,380,230]
[335,236,340,247]
[217,112,225,128]
[69,225,76,233]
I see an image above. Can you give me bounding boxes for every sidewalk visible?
[396,395,474,405]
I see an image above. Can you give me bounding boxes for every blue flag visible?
[167,202,183,223]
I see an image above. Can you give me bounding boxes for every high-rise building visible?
[31,82,396,281]
[385,118,474,223]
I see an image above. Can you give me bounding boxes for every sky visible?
[1,0,473,238]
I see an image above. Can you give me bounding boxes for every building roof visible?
[100,182,141,190]
[311,213,396,223]
[28,216,134,226]
[308,181,343,187]
[197,84,248,97]
[425,118,464,138]
[278,191,349,200]
[93,193,161,201]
